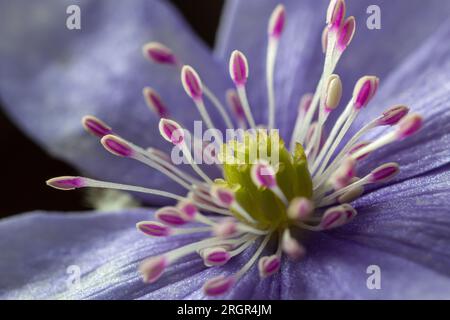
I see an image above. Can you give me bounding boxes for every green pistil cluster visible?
[217,131,312,229]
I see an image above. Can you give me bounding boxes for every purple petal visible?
[0,209,273,299]
[0,0,228,205]
[281,232,450,299]
[281,166,450,299]
[341,166,450,276]
[0,209,209,299]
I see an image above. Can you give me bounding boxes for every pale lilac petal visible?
[281,233,450,299]
[0,0,228,204]
[343,166,450,276]
[0,209,210,299]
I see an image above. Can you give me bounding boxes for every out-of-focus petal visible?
[0,0,228,205]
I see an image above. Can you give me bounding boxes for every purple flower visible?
[1,0,450,299]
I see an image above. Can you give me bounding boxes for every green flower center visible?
[217,130,313,229]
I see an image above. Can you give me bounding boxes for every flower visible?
[0,0,450,299]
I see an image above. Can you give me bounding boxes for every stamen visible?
[137,221,172,237]
[266,4,285,129]
[212,218,238,237]
[202,247,231,267]
[321,26,328,54]
[226,89,247,129]
[311,76,378,177]
[319,163,400,206]
[320,204,356,230]
[82,115,112,138]
[155,206,187,226]
[181,66,223,137]
[142,42,178,66]
[176,200,198,222]
[46,176,85,190]
[202,87,235,129]
[290,93,313,151]
[318,105,409,180]
[229,50,248,87]
[258,254,281,278]
[136,221,211,237]
[168,235,251,261]
[368,162,400,183]
[101,135,134,158]
[353,76,379,110]
[159,118,213,184]
[188,191,234,216]
[337,177,364,203]
[326,0,346,31]
[336,16,355,53]
[228,237,257,257]
[306,74,342,161]
[229,51,256,129]
[101,134,194,190]
[234,234,272,279]
[251,160,288,205]
[181,65,204,101]
[203,276,235,296]
[324,74,343,112]
[287,197,314,221]
[158,118,185,145]
[281,228,305,260]
[47,176,185,202]
[139,256,168,283]
[140,235,252,285]
[376,105,409,126]
[143,42,233,129]
[267,4,285,39]
[396,113,423,140]
[204,233,272,296]
[330,158,356,189]
[350,114,422,160]
[210,186,258,224]
[146,147,200,185]
[143,87,169,118]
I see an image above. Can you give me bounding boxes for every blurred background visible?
[0,0,224,218]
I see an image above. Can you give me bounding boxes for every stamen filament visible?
[229,237,258,257]
[266,37,278,129]
[235,233,272,279]
[236,85,257,129]
[203,86,234,130]
[312,108,357,178]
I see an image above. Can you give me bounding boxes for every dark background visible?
[0,0,224,218]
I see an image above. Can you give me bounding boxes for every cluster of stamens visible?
[47,0,422,296]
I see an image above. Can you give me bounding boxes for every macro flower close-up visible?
[0,0,449,301]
